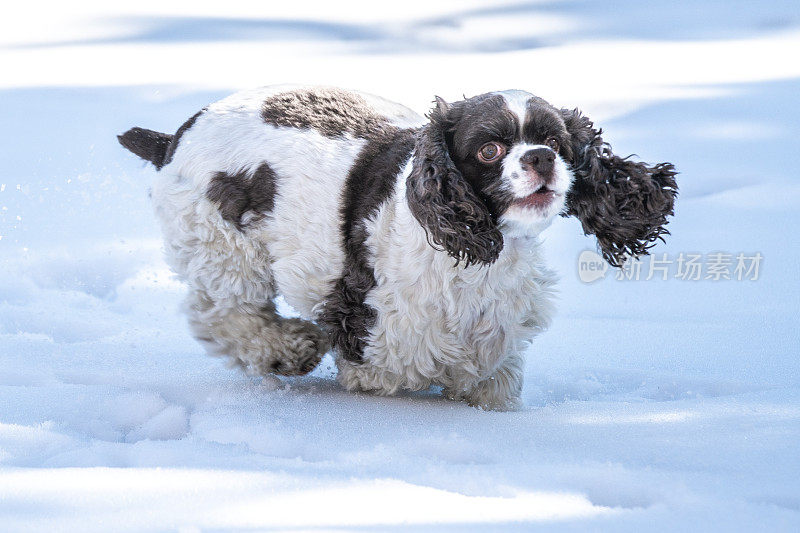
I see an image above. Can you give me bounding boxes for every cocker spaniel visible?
[119,86,677,410]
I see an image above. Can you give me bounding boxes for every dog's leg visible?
[447,353,524,411]
[185,289,328,376]
[151,176,328,376]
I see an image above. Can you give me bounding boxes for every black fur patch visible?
[205,163,277,228]
[117,127,173,169]
[449,94,518,161]
[319,127,418,363]
[406,94,509,267]
[262,88,390,139]
[560,108,678,266]
[163,109,204,167]
[522,99,571,155]
[446,94,519,222]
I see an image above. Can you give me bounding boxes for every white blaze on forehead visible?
[493,90,534,133]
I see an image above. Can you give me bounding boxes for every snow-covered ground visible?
[2,1,799,530]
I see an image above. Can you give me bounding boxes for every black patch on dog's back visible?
[262,88,390,139]
[206,162,277,228]
[319,126,418,362]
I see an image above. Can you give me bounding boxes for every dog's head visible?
[406,90,678,267]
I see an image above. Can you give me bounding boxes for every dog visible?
[119,86,677,410]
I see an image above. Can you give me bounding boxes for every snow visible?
[1,1,799,530]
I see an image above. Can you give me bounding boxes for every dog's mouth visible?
[512,185,558,209]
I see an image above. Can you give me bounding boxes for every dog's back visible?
[118,86,427,377]
[121,86,424,315]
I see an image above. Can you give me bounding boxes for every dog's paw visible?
[266,319,329,376]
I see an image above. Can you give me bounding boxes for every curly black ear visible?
[561,108,678,267]
[406,97,503,267]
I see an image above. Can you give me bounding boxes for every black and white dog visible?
[119,86,677,410]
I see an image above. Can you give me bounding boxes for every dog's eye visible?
[477,142,506,163]
[545,137,560,151]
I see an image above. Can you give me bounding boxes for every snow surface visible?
[1,1,799,530]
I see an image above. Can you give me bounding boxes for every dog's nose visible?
[520,148,555,176]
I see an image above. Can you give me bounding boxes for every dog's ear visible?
[560,108,678,267]
[406,97,503,267]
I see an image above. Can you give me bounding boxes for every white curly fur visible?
[145,86,564,409]
[336,165,558,410]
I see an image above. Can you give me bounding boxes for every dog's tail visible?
[117,127,173,170]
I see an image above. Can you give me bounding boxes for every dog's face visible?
[442,91,574,237]
[407,90,678,267]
